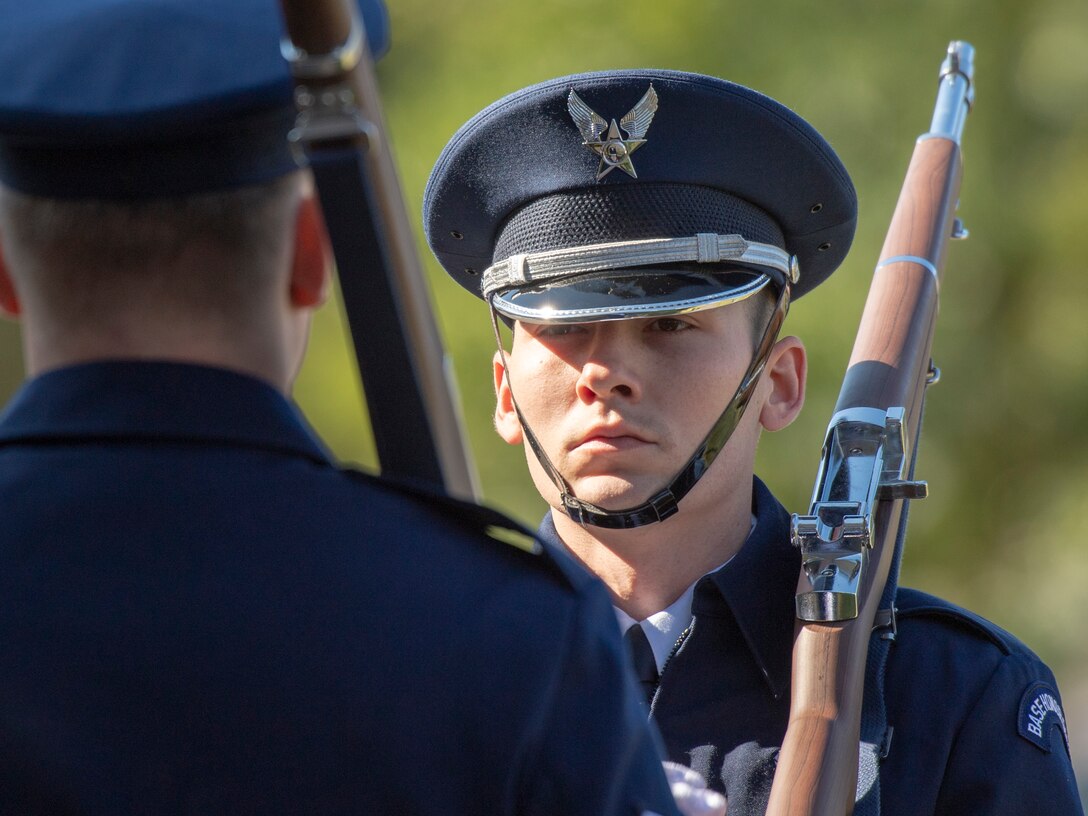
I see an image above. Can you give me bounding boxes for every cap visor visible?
[490,266,771,324]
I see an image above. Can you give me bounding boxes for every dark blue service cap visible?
[425,69,857,319]
[0,0,390,199]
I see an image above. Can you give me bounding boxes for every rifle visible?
[276,0,478,499]
[766,42,975,815]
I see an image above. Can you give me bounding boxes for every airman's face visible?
[494,304,776,514]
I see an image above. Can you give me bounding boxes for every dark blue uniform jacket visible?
[540,477,1084,815]
[0,361,678,816]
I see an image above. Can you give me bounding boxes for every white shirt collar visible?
[614,584,699,673]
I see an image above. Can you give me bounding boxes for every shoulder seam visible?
[332,467,589,586]
[895,589,1015,655]
[338,465,528,529]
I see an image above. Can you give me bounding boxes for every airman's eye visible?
[535,323,587,338]
[649,317,691,333]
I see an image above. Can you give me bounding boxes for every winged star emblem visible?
[567,84,658,181]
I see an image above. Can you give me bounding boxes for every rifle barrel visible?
[767,41,975,816]
[278,0,478,499]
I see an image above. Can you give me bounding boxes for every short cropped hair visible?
[741,284,780,348]
[0,173,302,319]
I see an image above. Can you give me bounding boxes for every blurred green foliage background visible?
[1,0,1086,786]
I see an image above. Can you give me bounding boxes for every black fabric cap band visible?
[494,183,785,264]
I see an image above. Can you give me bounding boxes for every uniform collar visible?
[0,360,331,465]
[536,476,799,700]
[697,476,799,700]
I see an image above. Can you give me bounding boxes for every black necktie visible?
[624,623,659,707]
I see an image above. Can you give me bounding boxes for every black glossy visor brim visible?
[490,265,772,324]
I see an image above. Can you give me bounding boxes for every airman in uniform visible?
[425,69,1085,815]
[0,6,684,813]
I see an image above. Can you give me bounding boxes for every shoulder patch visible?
[1018,682,1069,754]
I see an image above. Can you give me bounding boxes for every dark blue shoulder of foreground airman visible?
[0,2,680,813]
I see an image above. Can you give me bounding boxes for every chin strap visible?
[490,285,790,529]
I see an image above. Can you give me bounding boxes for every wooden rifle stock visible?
[277,0,478,499]
[766,42,975,816]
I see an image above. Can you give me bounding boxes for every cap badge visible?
[567,84,658,181]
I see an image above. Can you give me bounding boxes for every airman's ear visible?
[0,236,22,318]
[288,192,332,309]
[758,335,806,432]
[493,349,524,445]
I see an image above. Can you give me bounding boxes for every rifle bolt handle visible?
[876,479,929,501]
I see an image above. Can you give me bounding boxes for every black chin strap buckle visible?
[561,495,590,526]
[646,490,680,522]
[561,488,680,529]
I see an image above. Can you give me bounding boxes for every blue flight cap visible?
[0,0,390,200]
[425,69,857,322]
